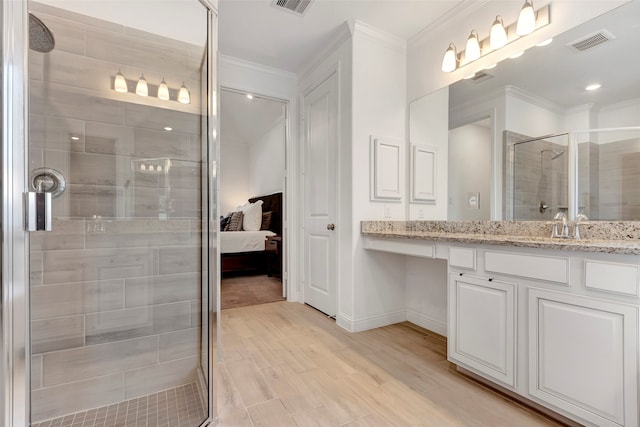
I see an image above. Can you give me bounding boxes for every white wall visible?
[448,122,491,220]
[408,86,448,220]
[597,98,640,143]
[219,136,250,215]
[248,118,285,197]
[349,21,409,330]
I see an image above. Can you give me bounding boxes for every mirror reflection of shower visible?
[540,149,565,170]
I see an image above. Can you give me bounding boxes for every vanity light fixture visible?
[440,2,550,73]
[441,43,458,72]
[158,78,170,101]
[178,83,191,104]
[490,16,508,50]
[465,30,481,61]
[136,74,148,97]
[509,51,525,59]
[517,0,536,36]
[114,70,128,93]
[585,83,601,91]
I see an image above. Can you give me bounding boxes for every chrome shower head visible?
[29,13,55,53]
[541,149,565,160]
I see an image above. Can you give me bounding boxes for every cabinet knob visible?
[327,223,335,231]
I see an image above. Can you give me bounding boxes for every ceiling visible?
[218,0,465,73]
[449,1,640,112]
[220,90,286,146]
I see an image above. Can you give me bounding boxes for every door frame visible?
[1,1,220,425]
[219,85,294,301]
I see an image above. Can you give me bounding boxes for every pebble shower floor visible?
[32,383,206,427]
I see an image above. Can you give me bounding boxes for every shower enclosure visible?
[504,131,569,220]
[2,0,219,425]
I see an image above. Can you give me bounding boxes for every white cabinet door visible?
[448,274,516,387]
[529,288,638,427]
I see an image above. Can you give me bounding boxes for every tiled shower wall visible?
[505,131,569,220]
[28,3,207,422]
[597,137,640,220]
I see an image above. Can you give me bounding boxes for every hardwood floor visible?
[221,274,285,310]
[218,301,564,427]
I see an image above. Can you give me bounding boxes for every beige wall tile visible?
[159,328,199,363]
[30,251,44,286]
[31,373,124,422]
[85,302,191,345]
[125,273,199,307]
[30,219,85,251]
[32,355,43,390]
[85,219,198,249]
[32,315,84,354]
[42,247,156,284]
[158,246,200,274]
[31,279,124,319]
[42,336,157,386]
[124,356,197,399]
[125,103,199,135]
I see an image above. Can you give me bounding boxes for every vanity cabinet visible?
[528,288,638,427]
[448,273,516,387]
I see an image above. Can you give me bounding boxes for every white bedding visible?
[220,230,276,254]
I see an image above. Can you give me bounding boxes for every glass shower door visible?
[26,1,216,425]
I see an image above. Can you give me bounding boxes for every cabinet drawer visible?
[449,247,476,270]
[363,238,434,258]
[585,260,639,296]
[485,251,568,284]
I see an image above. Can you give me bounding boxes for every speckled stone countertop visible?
[361,221,640,255]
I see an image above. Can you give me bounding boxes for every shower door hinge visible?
[24,191,52,231]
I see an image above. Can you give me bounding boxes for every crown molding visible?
[504,85,565,115]
[299,21,352,79]
[408,0,490,51]
[219,54,297,81]
[351,20,406,53]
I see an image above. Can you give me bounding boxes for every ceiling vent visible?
[273,0,313,16]
[567,29,616,52]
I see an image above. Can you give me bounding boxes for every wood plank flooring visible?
[218,301,565,427]
[221,274,285,310]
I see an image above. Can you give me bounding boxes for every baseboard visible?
[337,310,407,332]
[406,309,447,337]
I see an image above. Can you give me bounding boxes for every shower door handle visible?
[25,191,52,231]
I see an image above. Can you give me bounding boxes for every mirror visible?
[410,1,640,221]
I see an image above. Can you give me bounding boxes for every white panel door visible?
[529,288,638,427]
[448,274,516,387]
[302,73,337,316]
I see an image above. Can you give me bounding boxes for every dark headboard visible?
[249,192,282,235]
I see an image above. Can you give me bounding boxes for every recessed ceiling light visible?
[537,38,553,47]
[509,51,525,59]
[246,94,254,100]
[585,83,601,91]
[164,126,173,131]
[70,136,80,141]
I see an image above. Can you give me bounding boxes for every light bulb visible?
[246,94,254,100]
[158,78,170,101]
[178,83,190,104]
[136,74,148,97]
[465,30,481,62]
[490,16,508,50]
[441,43,457,72]
[114,70,128,93]
[517,0,536,36]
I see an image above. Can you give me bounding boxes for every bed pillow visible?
[220,214,232,231]
[260,211,272,231]
[224,211,244,231]
[240,200,263,231]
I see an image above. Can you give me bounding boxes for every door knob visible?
[327,223,335,231]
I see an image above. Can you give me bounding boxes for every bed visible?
[220,192,282,276]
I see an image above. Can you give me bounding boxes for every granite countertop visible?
[361,221,640,255]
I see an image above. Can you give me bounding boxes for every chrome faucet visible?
[550,212,570,238]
